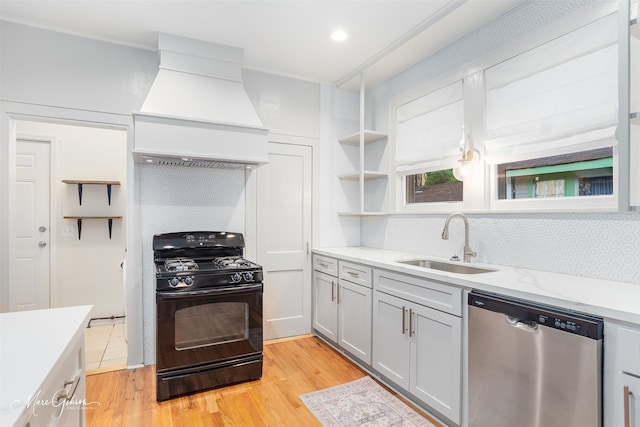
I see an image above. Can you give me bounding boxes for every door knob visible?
[39,226,47,232]
[38,241,47,247]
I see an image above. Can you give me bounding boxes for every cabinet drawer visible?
[373,268,462,316]
[313,255,338,276]
[339,261,372,288]
[617,325,640,376]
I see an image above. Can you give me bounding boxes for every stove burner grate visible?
[214,256,254,269]
[164,258,199,272]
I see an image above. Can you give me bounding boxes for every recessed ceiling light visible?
[331,29,348,42]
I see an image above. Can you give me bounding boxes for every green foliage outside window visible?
[413,169,458,188]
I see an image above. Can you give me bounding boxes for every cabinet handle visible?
[402,306,407,335]
[337,285,341,304]
[347,271,359,278]
[409,308,414,338]
[55,375,81,404]
[319,261,329,268]
[331,281,335,302]
[624,385,632,427]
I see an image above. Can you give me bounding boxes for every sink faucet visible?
[442,212,477,263]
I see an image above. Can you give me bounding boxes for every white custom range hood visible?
[132,34,269,168]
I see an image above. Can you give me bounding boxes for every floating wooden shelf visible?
[62,180,121,205]
[63,216,123,240]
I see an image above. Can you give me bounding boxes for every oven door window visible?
[156,284,263,372]
[175,302,249,350]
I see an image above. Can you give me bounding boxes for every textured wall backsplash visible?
[140,164,247,364]
[362,212,640,285]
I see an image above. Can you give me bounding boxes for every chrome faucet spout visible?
[442,212,477,263]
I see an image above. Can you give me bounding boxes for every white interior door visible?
[257,142,312,340]
[14,139,51,311]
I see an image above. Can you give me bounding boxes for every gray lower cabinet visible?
[312,255,372,365]
[338,279,372,364]
[373,268,462,425]
[604,320,640,427]
[313,269,338,342]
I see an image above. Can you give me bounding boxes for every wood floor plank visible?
[86,336,440,426]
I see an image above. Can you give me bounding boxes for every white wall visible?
[244,69,321,139]
[16,119,127,318]
[0,21,156,115]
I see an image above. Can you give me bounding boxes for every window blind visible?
[395,80,464,172]
[484,13,618,161]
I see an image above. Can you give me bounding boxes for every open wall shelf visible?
[63,216,123,240]
[339,130,388,146]
[62,180,121,205]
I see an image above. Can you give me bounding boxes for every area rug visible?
[299,376,438,426]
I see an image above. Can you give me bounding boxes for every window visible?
[497,148,614,200]
[485,13,618,210]
[406,169,463,204]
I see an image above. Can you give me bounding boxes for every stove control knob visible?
[243,272,254,282]
[231,273,242,283]
[170,277,180,287]
[184,276,194,286]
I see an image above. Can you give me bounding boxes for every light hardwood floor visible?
[86,336,440,426]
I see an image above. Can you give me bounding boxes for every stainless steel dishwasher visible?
[468,291,603,427]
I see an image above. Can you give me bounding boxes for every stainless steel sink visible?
[396,259,497,274]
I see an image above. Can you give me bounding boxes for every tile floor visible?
[84,322,127,373]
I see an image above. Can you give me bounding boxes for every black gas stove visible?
[153,231,264,401]
[153,231,263,291]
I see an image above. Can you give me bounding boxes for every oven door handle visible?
[156,283,263,300]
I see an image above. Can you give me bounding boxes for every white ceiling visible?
[0,0,522,90]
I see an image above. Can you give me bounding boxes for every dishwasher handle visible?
[505,315,539,332]
[469,291,603,340]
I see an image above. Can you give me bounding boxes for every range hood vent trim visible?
[131,152,266,169]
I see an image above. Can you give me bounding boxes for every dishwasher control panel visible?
[469,291,603,339]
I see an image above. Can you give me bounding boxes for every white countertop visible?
[313,247,640,325]
[0,305,92,426]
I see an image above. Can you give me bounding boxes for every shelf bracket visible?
[76,218,82,240]
[77,183,83,206]
[106,184,112,205]
[108,218,113,239]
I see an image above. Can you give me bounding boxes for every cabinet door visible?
[606,321,640,427]
[410,303,462,425]
[313,271,338,343]
[372,291,410,390]
[338,280,372,365]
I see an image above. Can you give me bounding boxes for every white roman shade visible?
[395,80,464,174]
[484,13,618,162]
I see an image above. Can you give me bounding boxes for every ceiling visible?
[0,0,522,90]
